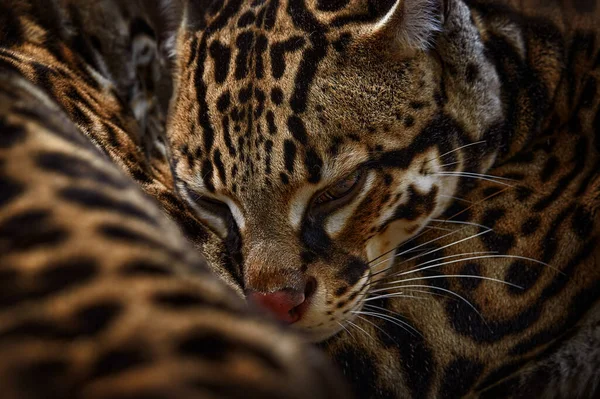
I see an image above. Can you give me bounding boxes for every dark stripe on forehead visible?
[194,36,216,154]
[305,148,323,183]
[254,34,268,79]
[235,31,254,80]
[288,115,308,144]
[208,40,231,84]
[284,139,297,173]
[287,0,329,114]
[264,0,280,30]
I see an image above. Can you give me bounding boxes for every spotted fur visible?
[0,1,349,397]
[165,0,600,397]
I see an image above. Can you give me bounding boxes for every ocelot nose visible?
[247,289,307,324]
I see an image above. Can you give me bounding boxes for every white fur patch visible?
[288,186,314,230]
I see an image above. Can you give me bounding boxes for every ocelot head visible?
[167,0,504,341]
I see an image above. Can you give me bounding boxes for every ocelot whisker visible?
[353,310,421,337]
[373,274,523,291]
[365,251,497,289]
[345,318,377,343]
[386,253,552,279]
[439,194,474,204]
[367,229,431,266]
[366,284,491,331]
[354,315,400,344]
[369,226,472,275]
[424,140,487,164]
[438,171,517,182]
[436,172,515,187]
[336,321,356,341]
[433,185,512,222]
[370,228,493,274]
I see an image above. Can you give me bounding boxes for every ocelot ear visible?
[369,0,449,50]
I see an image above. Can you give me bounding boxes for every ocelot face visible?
[167,0,503,341]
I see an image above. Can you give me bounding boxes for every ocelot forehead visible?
[178,0,412,196]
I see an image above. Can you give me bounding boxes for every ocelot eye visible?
[186,189,230,216]
[181,185,234,238]
[313,170,365,208]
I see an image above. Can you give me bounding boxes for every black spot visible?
[178,332,231,361]
[120,260,172,276]
[458,263,482,290]
[279,172,289,185]
[392,185,438,222]
[75,302,122,336]
[505,261,542,294]
[216,92,231,113]
[404,115,415,128]
[237,10,255,27]
[234,31,254,80]
[238,84,253,103]
[263,0,279,30]
[288,115,308,144]
[515,186,533,202]
[336,259,368,286]
[153,292,207,309]
[521,216,541,236]
[270,87,284,105]
[36,152,127,189]
[40,258,98,296]
[91,348,150,378]
[480,208,515,253]
[0,174,24,207]
[266,111,277,135]
[304,148,323,183]
[571,205,594,238]
[0,320,68,340]
[0,209,68,253]
[59,187,157,226]
[254,35,268,79]
[0,117,27,148]
[98,224,161,248]
[332,33,352,53]
[481,208,505,229]
[283,139,297,173]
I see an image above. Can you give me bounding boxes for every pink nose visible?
[248,289,306,324]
